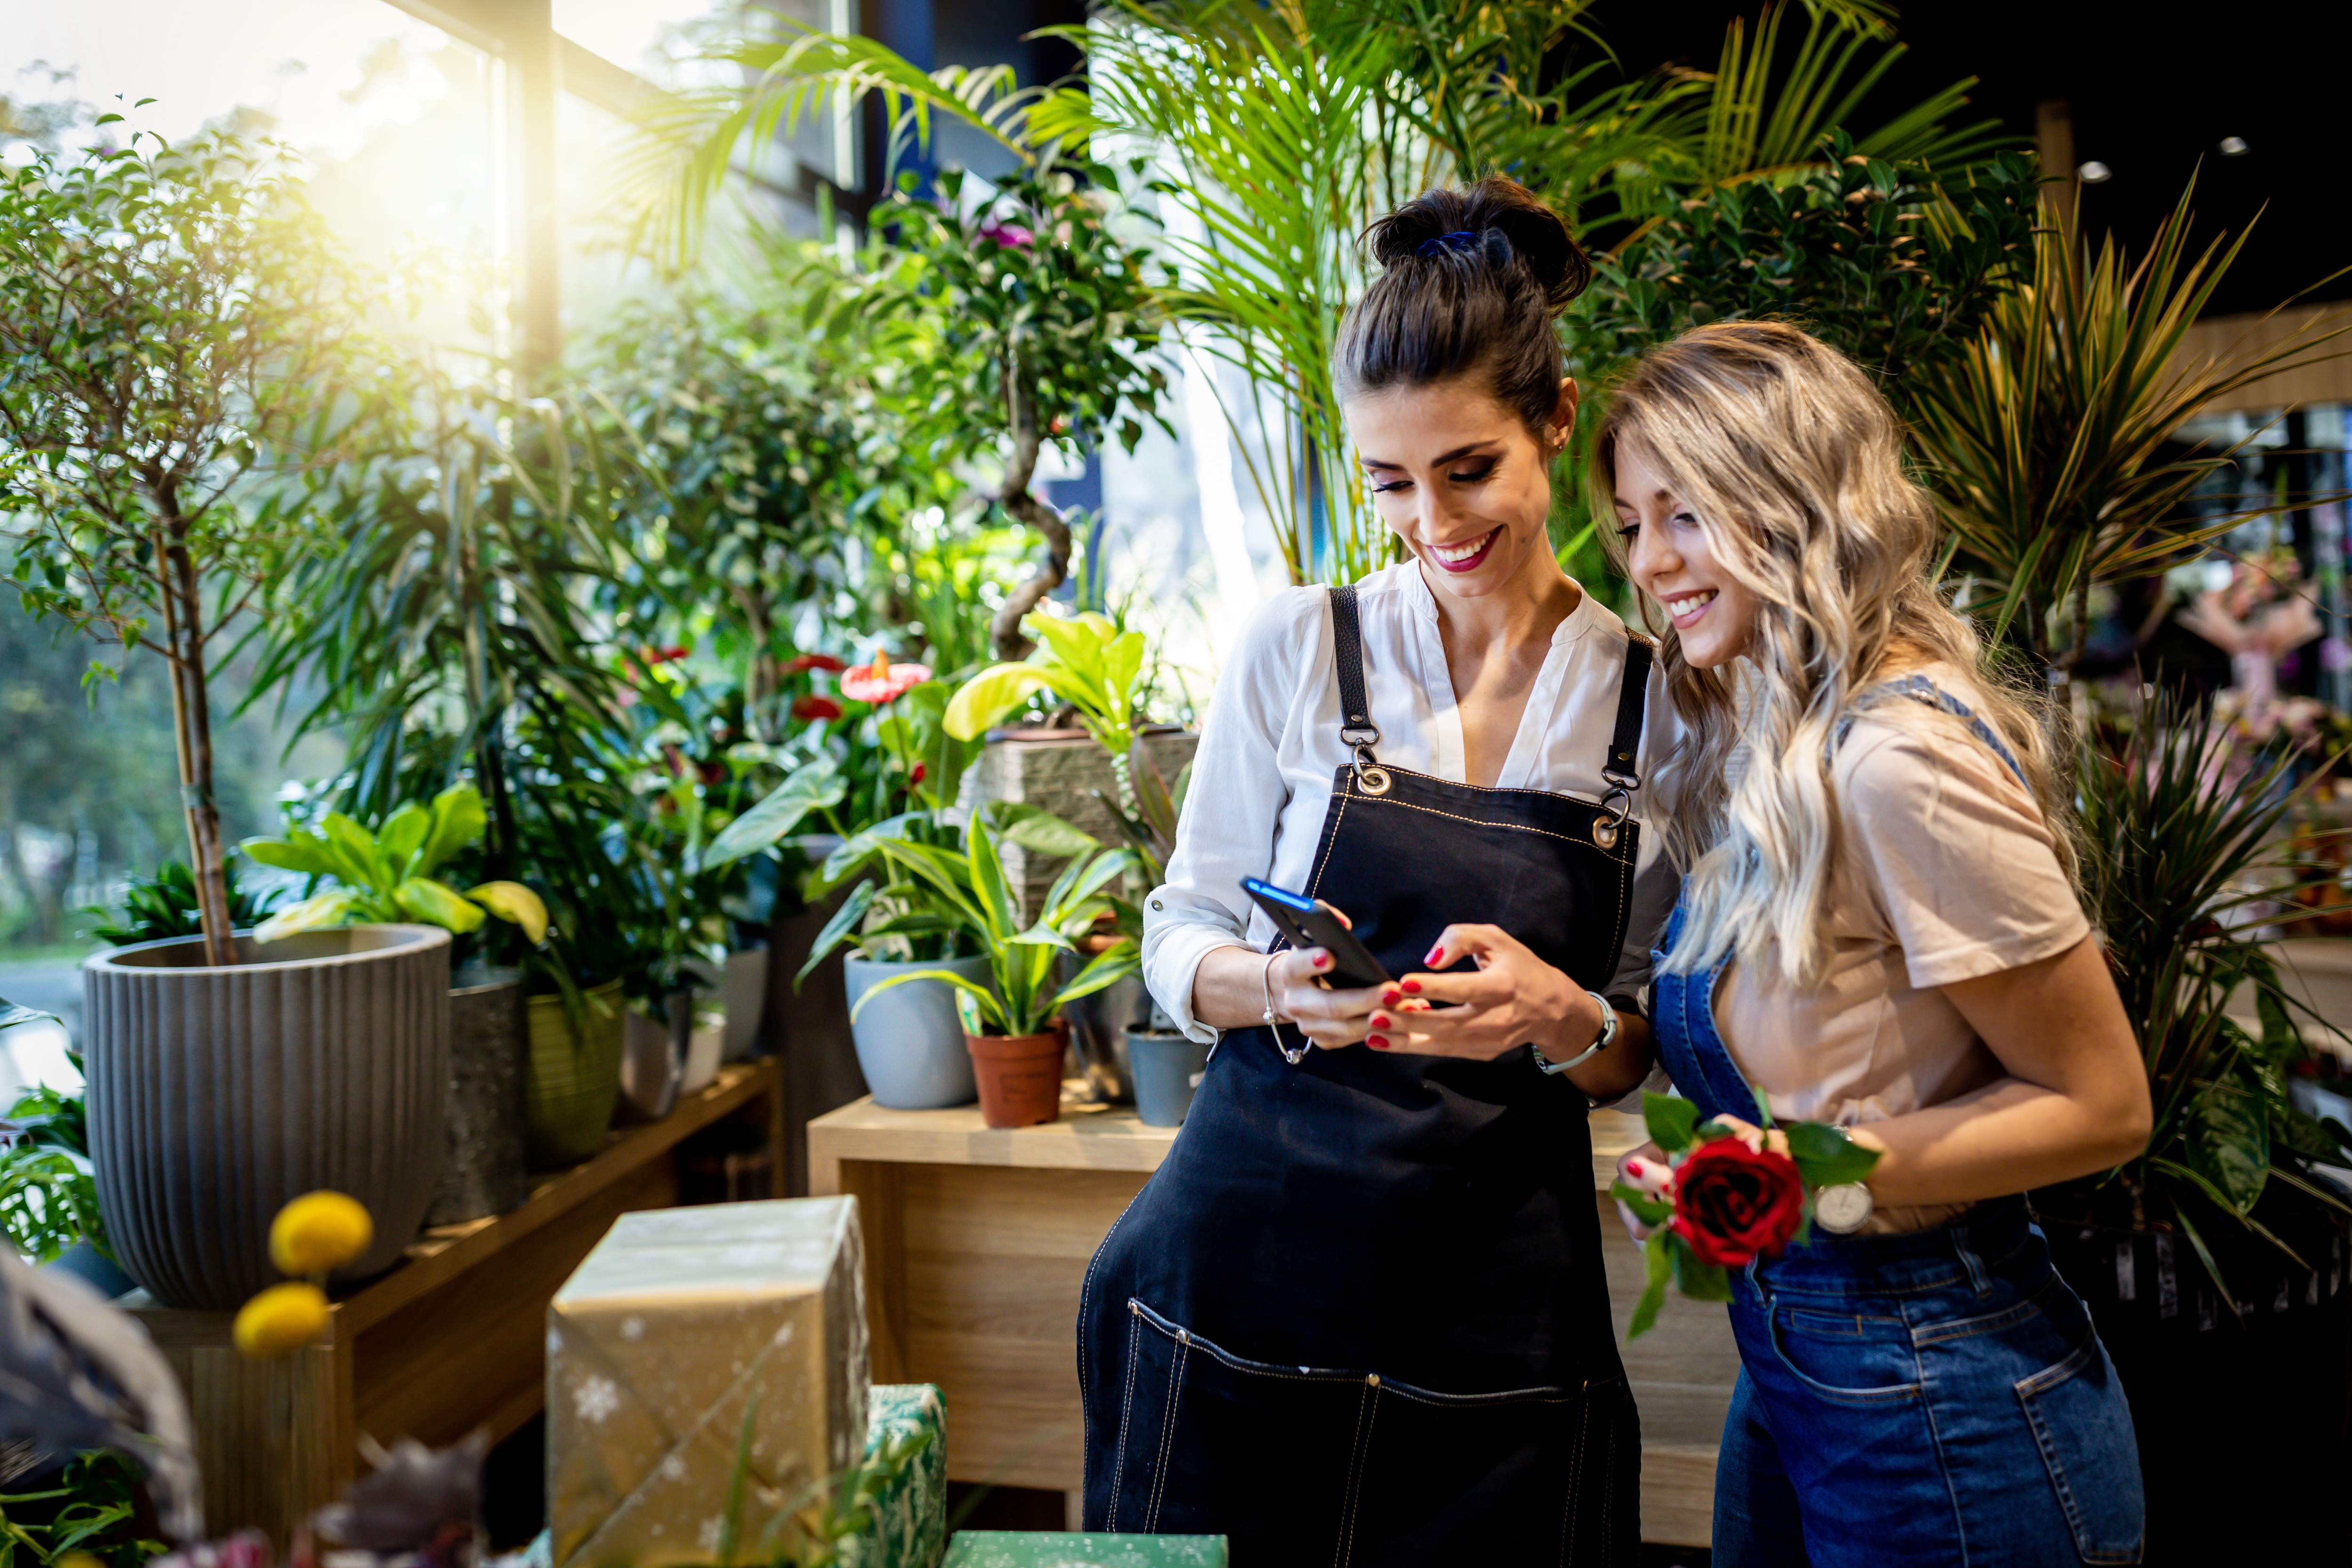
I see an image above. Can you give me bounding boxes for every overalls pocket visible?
[1106,1299,1364,1553]
[2015,1335,2145,1565]
[1760,1296,1924,1407]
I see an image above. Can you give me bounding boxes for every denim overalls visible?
[1653,678,2146,1567]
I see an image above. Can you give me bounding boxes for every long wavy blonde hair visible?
[1593,321,2074,986]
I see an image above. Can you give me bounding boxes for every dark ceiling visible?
[1591,0,2352,316]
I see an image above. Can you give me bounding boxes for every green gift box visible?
[939,1534,1228,1568]
[840,1384,948,1568]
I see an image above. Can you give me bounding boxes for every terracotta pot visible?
[965,1030,1066,1129]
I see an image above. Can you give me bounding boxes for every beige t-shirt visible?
[1713,675,2089,1230]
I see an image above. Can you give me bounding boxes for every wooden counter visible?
[807,1093,1734,1547]
[130,1059,786,1546]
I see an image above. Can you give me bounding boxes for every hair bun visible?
[1361,175,1589,311]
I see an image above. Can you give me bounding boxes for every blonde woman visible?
[1608,321,2153,1567]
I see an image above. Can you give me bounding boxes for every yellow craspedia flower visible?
[233,1281,329,1357]
[269,1189,373,1275]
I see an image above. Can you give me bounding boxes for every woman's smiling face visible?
[1615,442,1760,669]
[1345,375,1574,600]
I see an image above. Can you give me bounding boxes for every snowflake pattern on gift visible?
[698,1518,724,1553]
[574,1375,620,1424]
[622,1316,645,1341]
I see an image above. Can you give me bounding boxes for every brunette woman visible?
[1610,321,2153,1566]
[1077,177,1677,1564]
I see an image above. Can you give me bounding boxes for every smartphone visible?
[1241,877,1392,990]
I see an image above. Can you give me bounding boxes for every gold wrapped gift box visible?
[548,1196,870,1568]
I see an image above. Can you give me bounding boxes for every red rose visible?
[1671,1137,1806,1267]
[792,694,844,722]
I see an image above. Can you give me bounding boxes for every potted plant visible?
[849,810,1140,1128]
[0,130,464,1309]
[1908,183,2352,1561]
[791,681,995,1109]
[244,783,551,1226]
[948,609,1195,1099]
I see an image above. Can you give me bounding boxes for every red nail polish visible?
[1313,953,1331,969]
[1371,1014,1390,1028]
[1400,979,1422,995]
[1424,947,1443,966]
[1381,989,1401,1006]
[1625,1157,1646,1176]
[1367,1035,1390,1050]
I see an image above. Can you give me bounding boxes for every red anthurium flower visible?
[792,694,845,723]
[784,653,848,675]
[910,762,927,785]
[840,650,931,705]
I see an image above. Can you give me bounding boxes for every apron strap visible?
[1849,674,2028,787]
[1605,636,1653,789]
[1328,585,1378,752]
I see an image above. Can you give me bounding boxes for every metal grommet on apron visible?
[1079,583,1653,1565]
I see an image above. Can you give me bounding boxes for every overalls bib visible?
[1079,584,1649,1566]
[1651,677,2144,1567]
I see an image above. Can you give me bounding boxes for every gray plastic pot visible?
[843,953,990,1110]
[1127,1029,1213,1128]
[82,924,451,1310]
[426,969,527,1228]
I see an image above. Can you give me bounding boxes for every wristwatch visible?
[1530,989,1617,1075]
[1814,1182,1875,1234]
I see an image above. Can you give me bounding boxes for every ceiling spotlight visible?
[2218,135,2249,156]
[2077,160,2113,183]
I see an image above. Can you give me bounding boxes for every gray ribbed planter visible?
[82,924,451,1309]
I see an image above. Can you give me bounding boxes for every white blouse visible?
[1143,561,1683,1044]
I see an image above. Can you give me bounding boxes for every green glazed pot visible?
[524,979,626,1169]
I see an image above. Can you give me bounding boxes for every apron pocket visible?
[1108,1299,1366,1553]
[1350,1372,1638,1568]
[2015,1335,2145,1565]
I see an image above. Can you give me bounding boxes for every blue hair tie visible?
[1415,230,1484,259]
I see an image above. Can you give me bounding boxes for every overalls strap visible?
[1853,673,2028,787]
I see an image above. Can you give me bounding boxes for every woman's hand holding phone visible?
[1269,913,1387,1050]
[1370,922,1603,1063]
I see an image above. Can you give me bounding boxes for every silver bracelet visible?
[1530,989,1618,1076]
[1260,950,1284,1025]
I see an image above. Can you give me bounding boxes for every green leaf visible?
[1670,1241,1733,1303]
[850,967,1004,1032]
[1627,1230,1672,1340]
[465,880,549,944]
[418,783,487,876]
[1644,1091,1700,1154]
[993,803,1099,859]
[703,756,846,868]
[968,818,1020,944]
[796,880,878,991]
[253,890,360,942]
[394,877,489,934]
[1610,1179,1672,1228]
[1053,940,1141,1009]
[944,664,1054,741]
[240,830,337,878]
[319,813,384,887]
[1785,1121,1882,1188]
[376,801,431,876]
[2184,1065,2272,1215]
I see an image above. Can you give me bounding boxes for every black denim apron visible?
[1079,584,1649,1566]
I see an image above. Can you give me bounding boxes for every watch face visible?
[1816,1183,1873,1234]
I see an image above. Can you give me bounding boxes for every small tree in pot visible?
[0,128,359,966]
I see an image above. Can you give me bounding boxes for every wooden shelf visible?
[128,1058,786,1547]
[809,1089,1647,1190]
